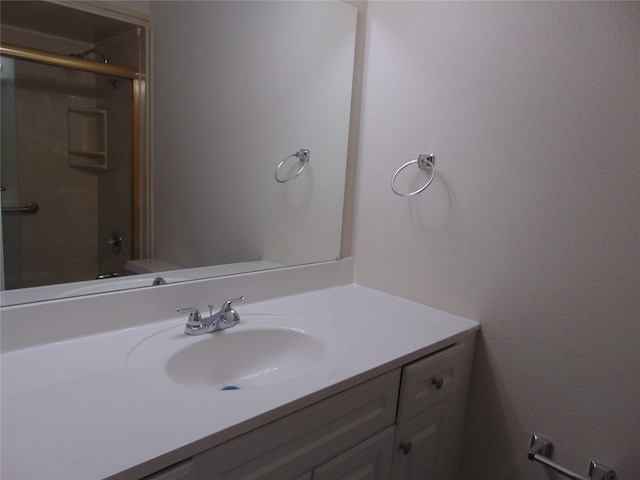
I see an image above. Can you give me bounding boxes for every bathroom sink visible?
[127,315,343,390]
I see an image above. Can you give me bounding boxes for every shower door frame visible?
[0,42,149,261]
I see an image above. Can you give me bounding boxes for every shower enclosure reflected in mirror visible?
[1,55,137,286]
[0,1,358,306]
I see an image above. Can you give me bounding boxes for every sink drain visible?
[221,385,240,391]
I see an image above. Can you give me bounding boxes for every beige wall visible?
[151,2,356,269]
[352,2,639,479]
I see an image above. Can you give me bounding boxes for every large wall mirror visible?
[0,1,357,306]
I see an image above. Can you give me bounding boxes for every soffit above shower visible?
[0,1,138,44]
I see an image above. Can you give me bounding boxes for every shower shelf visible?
[68,151,107,172]
[67,108,108,172]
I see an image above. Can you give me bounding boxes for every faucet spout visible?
[208,296,245,331]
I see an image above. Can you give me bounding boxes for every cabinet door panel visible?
[391,402,450,480]
[194,370,400,480]
[312,426,395,480]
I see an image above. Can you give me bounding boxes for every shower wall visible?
[1,24,138,288]
[94,29,140,277]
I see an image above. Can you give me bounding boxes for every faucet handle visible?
[216,296,245,328]
[176,306,203,326]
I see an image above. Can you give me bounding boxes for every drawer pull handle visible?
[399,441,412,455]
[432,376,444,390]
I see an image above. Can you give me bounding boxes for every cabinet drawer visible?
[194,370,400,480]
[396,343,465,423]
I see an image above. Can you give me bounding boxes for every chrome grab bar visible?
[528,434,616,480]
[1,202,40,214]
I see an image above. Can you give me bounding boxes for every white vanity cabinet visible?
[391,343,469,479]
[310,426,396,480]
[141,460,197,480]
[192,370,400,479]
[175,339,474,480]
[1,275,480,480]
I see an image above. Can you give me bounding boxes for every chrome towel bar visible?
[528,434,616,480]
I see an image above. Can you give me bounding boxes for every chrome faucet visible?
[177,296,245,336]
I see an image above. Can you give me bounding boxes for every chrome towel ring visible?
[391,153,436,196]
[275,149,310,183]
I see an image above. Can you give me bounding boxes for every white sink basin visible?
[127,314,343,390]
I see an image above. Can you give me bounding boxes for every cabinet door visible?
[312,426,395,480]
[391,402,452,480]
[194,371,400,480]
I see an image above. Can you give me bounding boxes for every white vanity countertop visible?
[1,284,478,480]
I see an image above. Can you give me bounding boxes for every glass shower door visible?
[1,53,135,290]
[0,56,23,289]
